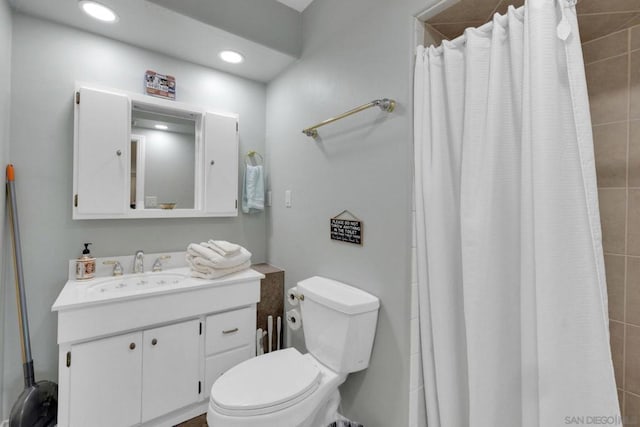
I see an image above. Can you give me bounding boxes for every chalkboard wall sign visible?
[330,210,363,245]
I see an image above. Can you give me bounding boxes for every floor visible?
[175,413,207,427]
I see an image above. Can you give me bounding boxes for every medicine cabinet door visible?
[74,87,130,216]
[204,112,239,215]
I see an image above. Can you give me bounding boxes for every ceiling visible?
[426,0,640,43]
[9,0,312,83]
[11,0,629,83]
[276,0,314,12]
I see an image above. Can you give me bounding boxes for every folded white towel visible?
[187,243,218,260]
[204,240,241,257]
[186,257,217,274]
[187,244,252,269]
[189,260,252,279]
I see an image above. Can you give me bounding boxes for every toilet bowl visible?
[207,276,380,427]
[207,348,346,427]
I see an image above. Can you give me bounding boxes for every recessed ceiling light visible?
[154,124,168,130]
[219,50,244,64]
[79,1,119,23]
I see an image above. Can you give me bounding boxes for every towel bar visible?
[302,98,396,138]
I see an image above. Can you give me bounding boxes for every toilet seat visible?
[210,348,321,416]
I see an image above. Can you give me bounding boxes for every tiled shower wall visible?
[584,25,640,423]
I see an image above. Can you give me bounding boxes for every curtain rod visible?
[432,6,522,53]
[431,0,576,53]
[302,98,396,138]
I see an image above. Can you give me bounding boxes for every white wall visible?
[0,0,11,418]
[265,0,434,425]
[3,13,267,417]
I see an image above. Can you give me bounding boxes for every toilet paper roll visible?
[287,287,299,306]
[286,309,302,331]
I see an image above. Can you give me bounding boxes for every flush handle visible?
[222,328,238,335]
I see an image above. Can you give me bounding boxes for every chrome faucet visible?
[152,255,171,272]
[133,250,144,274]
[103,260,123,276]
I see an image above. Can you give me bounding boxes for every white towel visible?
[189,260,251,279]
[186,244,252,269]
[242,164,264,214]
[186,256,249,275]
[204,240,241,257]
[187,243,218,260]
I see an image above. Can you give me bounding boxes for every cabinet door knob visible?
[129,343,136,350]
[210,160,215,165]
[116,149,122,156]
[151,338,158,346]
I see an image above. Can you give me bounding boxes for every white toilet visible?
[207,276,380,427]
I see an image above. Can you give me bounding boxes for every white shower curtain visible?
[413,1,620,426]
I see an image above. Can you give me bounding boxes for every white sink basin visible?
[87,272,188,294]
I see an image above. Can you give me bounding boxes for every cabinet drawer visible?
[206,307,253,355]
[204,346,252,397]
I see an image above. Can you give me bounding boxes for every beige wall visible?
[584,25,640,423]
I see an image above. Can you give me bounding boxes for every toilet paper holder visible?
[286,308,302,331]
[287,287,304,305]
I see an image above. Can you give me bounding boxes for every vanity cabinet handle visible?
[222,328,238,335]
[129,343,136,350]
[116,149,122,156]
[151,338,158,346]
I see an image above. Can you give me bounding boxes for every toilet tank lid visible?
[297,276,380,315]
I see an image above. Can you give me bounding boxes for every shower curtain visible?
[413,1,620,426]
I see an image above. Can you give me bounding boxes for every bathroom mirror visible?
[73,84,239,219]
[130,107,196,210]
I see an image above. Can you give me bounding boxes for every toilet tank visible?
[297,276,380,374]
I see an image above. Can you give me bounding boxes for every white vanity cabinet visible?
[53,267,263,427]
[68,320,200,426]
[73,85,240,219]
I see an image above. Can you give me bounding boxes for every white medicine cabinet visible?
[73,84,239,219]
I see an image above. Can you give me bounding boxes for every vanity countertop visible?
[52,266,264,312]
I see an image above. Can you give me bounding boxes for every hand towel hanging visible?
[242,164,265,214]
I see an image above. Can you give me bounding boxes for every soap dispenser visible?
[76,243,96,281]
